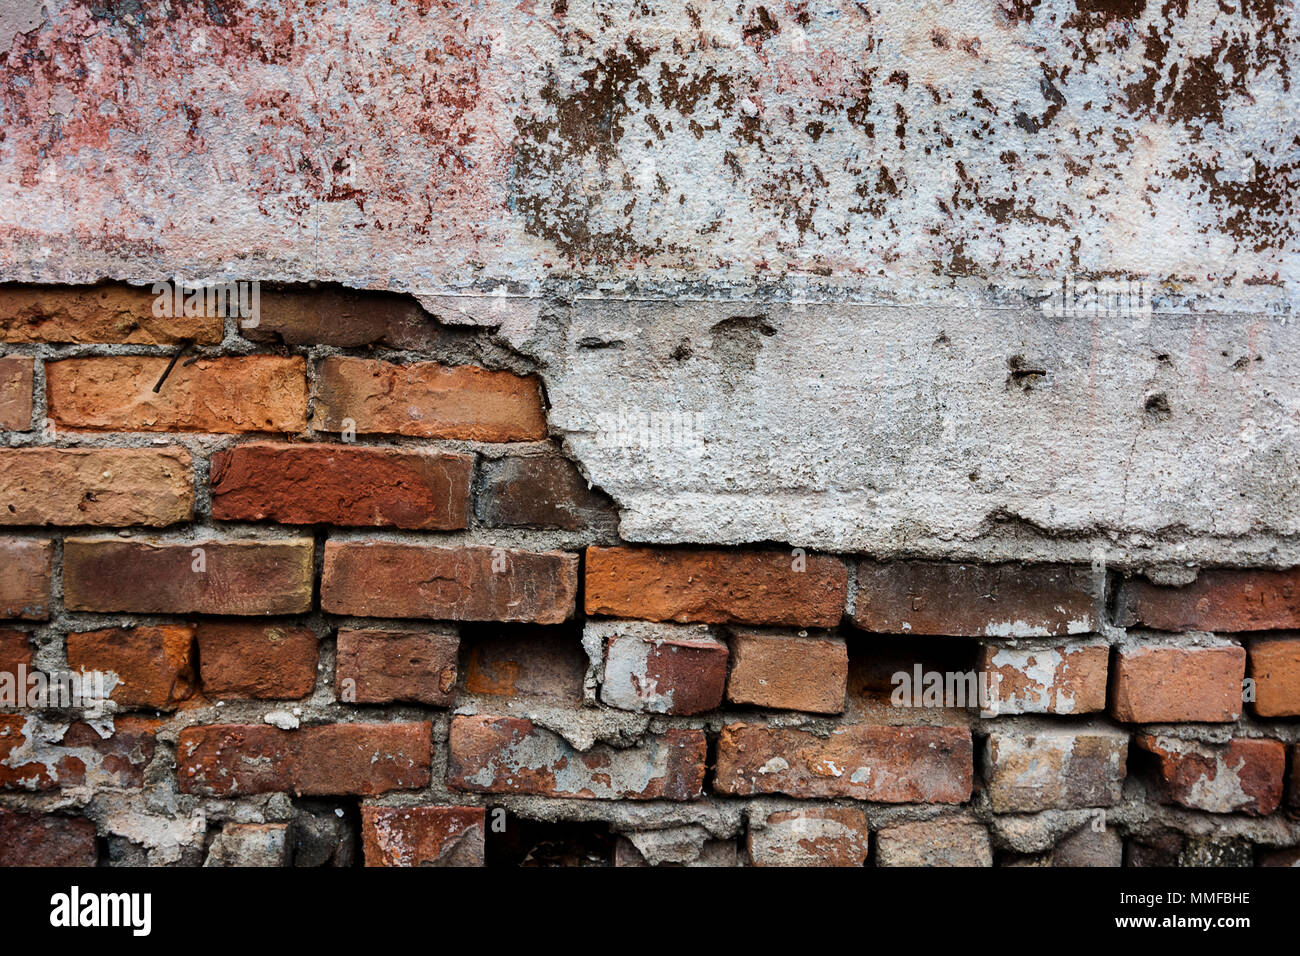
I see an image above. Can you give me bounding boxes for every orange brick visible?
[726,630,847,714]
[1135,735,1285,816]
[585,546,847,628]
[46,356,307,433]
[980,640,1109,715]
[196,622,318,699]
[0,447,193,526]
[66,625,196,711]
[0,284,221,344]
[314,356,546,441]
[0,356,32,430]
[361,806,485,867]
[1111,642,1246,723]
[1248,635,1300,717]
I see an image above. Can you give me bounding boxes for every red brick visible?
[853,561,1097,637]
[714,723,972,803]
[1135,735,1285,816]
[979,640,1109,715]
[361,806,485,867]
[0,629,32,674]
[241,288,439,349]
[448,715,705,801]
[322,541,577,624]
[0,447,193,527]
[1111,642,1246,723]
[461,631,587,704]
[0,284,222,344]
[177,722,432,797]
[589,621,728,715]
[196,622,318,699]
[210,441,472,530]
[0,715,156,790]
[336,627,459,706]
[0,356,32,430]
[1290,746,1299,811]
[585,546,847,628]
[1248,635,1300,717]
[876,818,992,866]
[747,807,870,867]
[46,355,307,433]
[983,728,1128,811]
[66,625,196,711]
[0,811,98,866]
[1119,568,1300,632]
[64,537,314,615]
[477,453,616,530]
[726,630,847,714]
[0,537,52,620]
[314,356,547,441]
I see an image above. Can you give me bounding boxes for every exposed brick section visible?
[64,537,315,615]
[477,453,615,530]
[853,560,1096,637]
[177,722,432,797]
[448,715,706,801]
[591,621,728,715]
[585,546,848,628]
[714,723,972,803]
[242,288,438,349]
[876,819,993,867]
[0,811,98,866]
[1135,735,1285,816]
[983,728,1128,812]
[1119,568,1300,632]
[66,625,196,711]
[210,442,472,530]
[1248,635,1300,717]
[46,356,307,433]
[361,806,485,867]
[336,627,459,706]
[0,716,156,790]
[0,284,222,344]
[0,447,193,527]
[747,807,870,867]
[314,356,547,441]
[0,356,32,430]
[1049,827,1124,867]
[980,640,1109,715]
[726,630,848,714]
[462,631,587,704]
[1111,642,1246,723]
[0,629,32,673]
[205,823,291,867]
[322,541,577,624]
[196,622,319,699]
[0,537,52,620]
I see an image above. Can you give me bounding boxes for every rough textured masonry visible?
[0,0,1297,867]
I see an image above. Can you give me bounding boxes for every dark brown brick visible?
[321,541,577,623]
[477,453,615,530]
[0,811,98,866]
[177,723,432,797]
[461,630,587,704]
[853,560,1097,637]
[241,288,438,348]
[1118,568,1300,632]
[0,537,52,620]
[63,537,314,615]
[210,441,472,529]
[336,627,459,706]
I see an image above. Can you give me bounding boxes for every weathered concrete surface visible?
[539,300,1300,564]
[0,0,1295,308]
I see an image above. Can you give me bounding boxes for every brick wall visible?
[0,284,1297,868]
